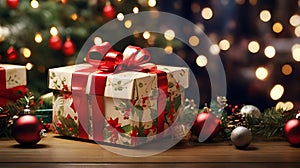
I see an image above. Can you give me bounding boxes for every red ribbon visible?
[71,42,168,142]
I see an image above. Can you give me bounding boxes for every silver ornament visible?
[230,126,252,148]
[239,105,261,118]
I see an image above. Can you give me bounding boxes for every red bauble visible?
[103,4,116,19]
[12,115,44,146]
[284,117,300,146]
[6,0,19,9]
[49,36,62,51]
[192,112,221,142]
[6,46,18,61]
[62,38,76,56]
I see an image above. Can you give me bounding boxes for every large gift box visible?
[48,42,189,146]
[0,64,27,107]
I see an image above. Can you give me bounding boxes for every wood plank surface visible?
[1,133,300,167]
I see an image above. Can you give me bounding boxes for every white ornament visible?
[240,105,261,118]
[230,126,252,148]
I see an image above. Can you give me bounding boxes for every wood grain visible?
[1,133,300,167]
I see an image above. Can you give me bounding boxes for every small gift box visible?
[48,42,189,146]
[0,64,27,107]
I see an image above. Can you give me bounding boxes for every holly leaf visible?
[121,124,133,133]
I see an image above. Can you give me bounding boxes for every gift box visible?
[48,42,189,146]
[0,64,27,107]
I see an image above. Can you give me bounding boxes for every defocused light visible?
[191,2,201,13]
[260,10,271,22]
[196,55,208,67]
[31,0,39,8]
[164,29,175,41]
[25,63,34,70]
[235,0,245,5]
[94,37,102,45]
[219,39,230,51]
[273,22,283,33]
[295,26,300,37]
[290,14,300,27]
[133,6,139,14]
[164,45,173,54]
[34,33,43,43]
[22,48,31,58]
[201,7,213,20]
[292,47,300,61]
[248,41,260,53]
[210,44,220,55]
[249,0,257,5]
[282,64,292,75]
[117,13,124,21]
[71,13,78,21]
[148,0,156,7]
[255,67,268,80]
[189,36,199,46]
[270,84,284,100]
[264,46,276,58]
[50,27,58,36]
[143,31,151,39]
[276,101,294,111]
[124,20,132,28]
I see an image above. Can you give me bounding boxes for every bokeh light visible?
[148,0,156,7]
[273,22,283,33]
[50,27,58,36]
[264,46,276,58]
[294,26,300,37]
[117,13,124,21]
[94,37,102,45]
[34,33,43,43]
[31,0,39,8]
[133,6,139,14]
[219,39,230,51]
[289,14,300,27]
[164,29,175,41]
[22,48,31,58]
[201,7,213,20]
[248,41,260,53]
[25,62,34,70]
[282,64,292,75]
[124,20,132,28]
[143,31,151,39]
[260,10,271,22]
[255,67,268,80]
[210,44,220,55]
[164,45,173,54]
[189,36,200,46]
[196,55,208,67]
[270,84,284,100]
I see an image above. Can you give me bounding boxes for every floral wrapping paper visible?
[49,64,189,146]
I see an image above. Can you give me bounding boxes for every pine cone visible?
[226,113,247,131]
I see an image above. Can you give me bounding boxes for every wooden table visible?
[1,133,300,168]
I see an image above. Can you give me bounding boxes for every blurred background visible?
[1,0,300,111]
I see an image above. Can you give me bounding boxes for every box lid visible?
[0,64,27,89]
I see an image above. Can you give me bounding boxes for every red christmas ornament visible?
[103,2,116,19]
[62,38,76,56]
[192,111,221,142]
[49,36,62,51]
[6,0,19,9]
[6,46,18,61]
[12,115,44,146]
[284,114,300,146]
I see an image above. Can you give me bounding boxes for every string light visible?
[248,41,260,53]
[25,63,34,70]
[210,44,220,55]
[201,7,213,20]
[164,29,175,41]
[148,0,156,7]
[289,14,300,27]
[21,48,31,58]
[143,31,151,39]
[50,27,58,36]
[124,20,132,28]
[164,45,173,54]
[264,46,276,58]
[94,37,102,45]
[34,32,43,43]
[273,22,283,33]
[282,64,293,75]
[189,36,199,46]
[259,10,271,22]
[255,67,268,80]
[270,84,284,100]
[196,55,208,67]
[31,0,39,9]
[133,6,139,14]
[219,39,230,51]
[294,26,300,37]
[117,13,124,21]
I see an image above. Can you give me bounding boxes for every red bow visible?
[86,42,156,72]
